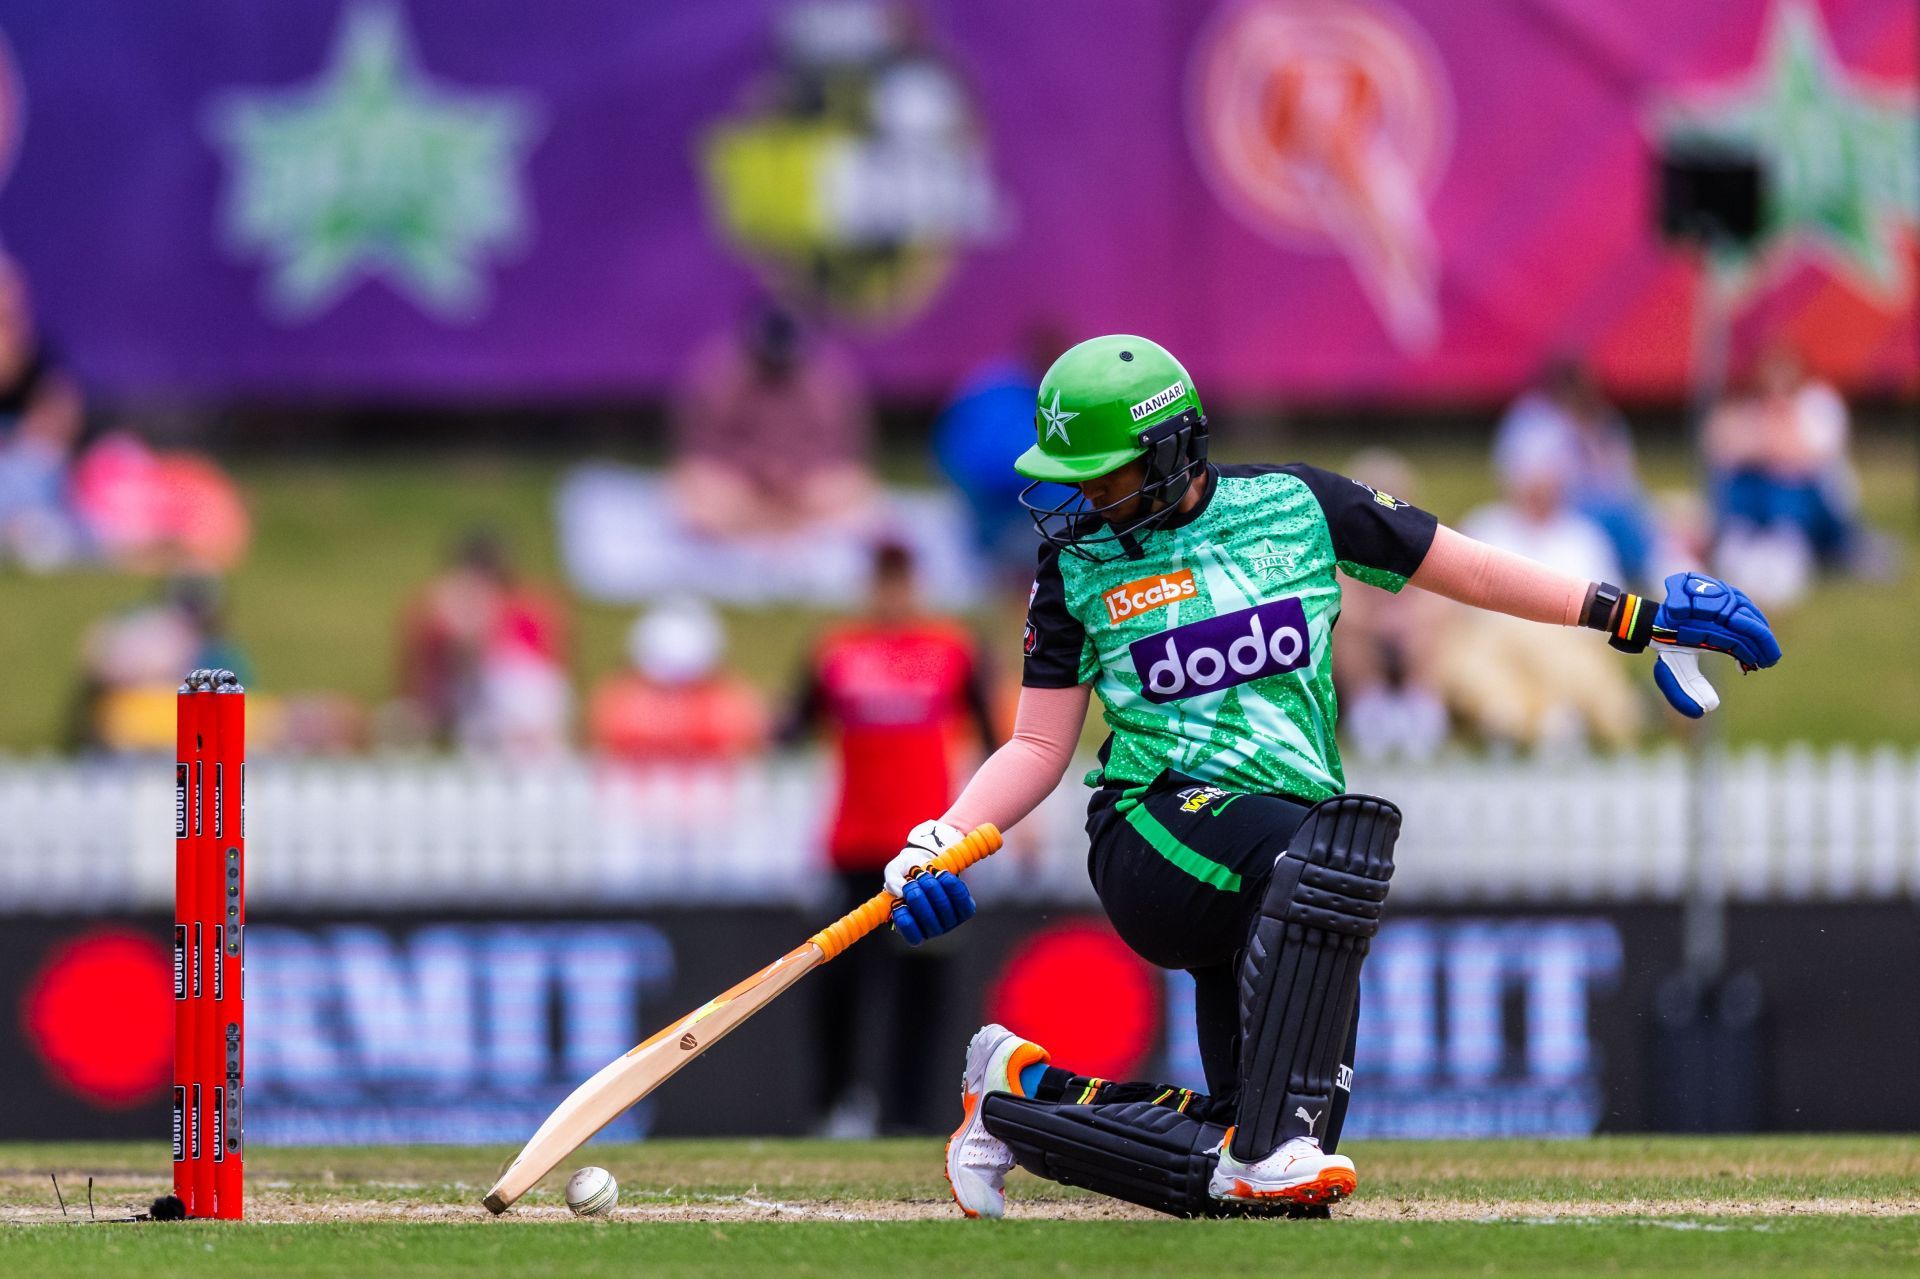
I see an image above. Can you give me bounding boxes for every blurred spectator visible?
[933,323,1071,582]
[69,430,252,573]
[1705,343,1867,602]
[1436,434,1642,751]
[169,575,250,682]
[588,599,768,762]
[670,305,878,538]
[0,253,86,571]
[258,693,369,756]
[73,576,252,753]
[782,540,996,1135]
[0,253,250,575]
[1330,450,1449,763]
[1473,426,1624,583]
[397,530,571,755]
[1494,360,1658,585]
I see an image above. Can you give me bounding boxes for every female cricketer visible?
[877,335,1782,1219]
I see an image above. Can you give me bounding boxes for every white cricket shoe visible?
[944,1023,1049,1219]
[1208,1129,1357,1208]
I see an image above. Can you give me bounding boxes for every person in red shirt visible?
[397,530,570,752]
[783,540,997,1134]
[588,599,768,763]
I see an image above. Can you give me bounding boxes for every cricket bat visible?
[481,823,1003,1213]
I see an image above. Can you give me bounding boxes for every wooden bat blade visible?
[482,943,820,1213]
[480,824,1001,1213]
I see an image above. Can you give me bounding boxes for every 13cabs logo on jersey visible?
[1103,569,1198,625]
[1130,598,1311,703]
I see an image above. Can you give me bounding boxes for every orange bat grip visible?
[808,824,1002,961]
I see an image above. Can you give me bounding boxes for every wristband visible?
[1583,582,1623,632]
[1582,583,1658,652]
[1606,590,1655,654]
[1583,581,1655,653]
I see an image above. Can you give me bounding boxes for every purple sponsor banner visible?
[0,1,1912,403]
[0,1,768,399]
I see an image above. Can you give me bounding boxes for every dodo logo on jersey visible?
[1103,569,1198,625]
[1130,598,1310,703]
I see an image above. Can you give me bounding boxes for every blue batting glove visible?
[1653,572,1781,670]
[890,869,975,946]
[1647,572,1782,718]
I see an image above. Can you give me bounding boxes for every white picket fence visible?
[0,747,1916,913]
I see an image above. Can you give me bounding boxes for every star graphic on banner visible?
[1039,388,1079,444]
[1656,0,1919,301]
[208,3,541,321]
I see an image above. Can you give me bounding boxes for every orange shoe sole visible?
[1227,1166,1358,1207]
[943,1090,982,1219]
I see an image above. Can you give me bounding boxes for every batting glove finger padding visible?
[891,870,975,946]
[1653,572,1782,672]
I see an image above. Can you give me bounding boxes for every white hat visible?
[628,599,724,684]
[1498,421,1577,490]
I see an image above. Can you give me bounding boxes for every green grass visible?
[1,1138,1918,1277]
[3,1218,1918,1279]
[0,435,1911,751]
[9,1134,1917,1205]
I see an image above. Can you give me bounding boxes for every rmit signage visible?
[1165,918,1623,1137]
[246,925,673,1145]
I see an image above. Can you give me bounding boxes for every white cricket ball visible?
[565,1166,618,1217]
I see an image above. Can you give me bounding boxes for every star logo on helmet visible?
[1039,388,1079,445]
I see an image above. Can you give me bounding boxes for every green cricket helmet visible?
[1015,334,1210,560]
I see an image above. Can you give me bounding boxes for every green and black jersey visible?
[1023,463,1439,802]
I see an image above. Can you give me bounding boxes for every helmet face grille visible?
[1020,410,1210,562]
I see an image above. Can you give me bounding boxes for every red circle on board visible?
[985,920,1159,1081]
[21,929,173,1107]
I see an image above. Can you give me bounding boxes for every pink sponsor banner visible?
[886,0,1919,401]
[0,0,1911,403]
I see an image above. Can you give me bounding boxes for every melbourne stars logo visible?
[1039,389,1079,445]
[1653,0,1919,304]
[1248,536,1296,578]
[206,2,542,322]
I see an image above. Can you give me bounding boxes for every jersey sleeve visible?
[1285,463,1439,592]
[1022,543,1093,687]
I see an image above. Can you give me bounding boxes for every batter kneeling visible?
[874,335,1782,1218]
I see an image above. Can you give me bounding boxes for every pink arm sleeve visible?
[1409,524,1592,626]
[941,682,1092,835]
